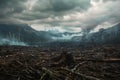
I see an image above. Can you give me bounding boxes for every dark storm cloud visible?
[33,0,90,12]
[0,0,26,16]
[0,0,91,22]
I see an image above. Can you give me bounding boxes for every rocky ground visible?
[0,45,120,80]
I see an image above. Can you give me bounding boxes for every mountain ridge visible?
[72,23,120,44]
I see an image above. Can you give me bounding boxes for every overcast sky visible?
[0,0,120,33]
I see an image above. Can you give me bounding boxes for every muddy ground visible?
[0,45,120,80]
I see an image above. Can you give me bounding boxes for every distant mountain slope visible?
[0,23,119,46]
[72,23,120,44]
[0,24,52,45]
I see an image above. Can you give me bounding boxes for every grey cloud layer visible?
[33,0,90,12]
[0,0,26,17]
[0,0,120,32]
[0,0,90,20]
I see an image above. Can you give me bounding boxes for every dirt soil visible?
[0,45,120,80]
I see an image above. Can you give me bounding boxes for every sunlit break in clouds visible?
[25,0,38,11]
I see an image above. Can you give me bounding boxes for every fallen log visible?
[75,58,120,63]
[40,72,47,80]
[60,67,101,80]
[41,67,61,80]
[72,62,87,72]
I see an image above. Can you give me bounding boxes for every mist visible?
[0,37,27,46]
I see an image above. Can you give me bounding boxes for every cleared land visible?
[0,45,120,80]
